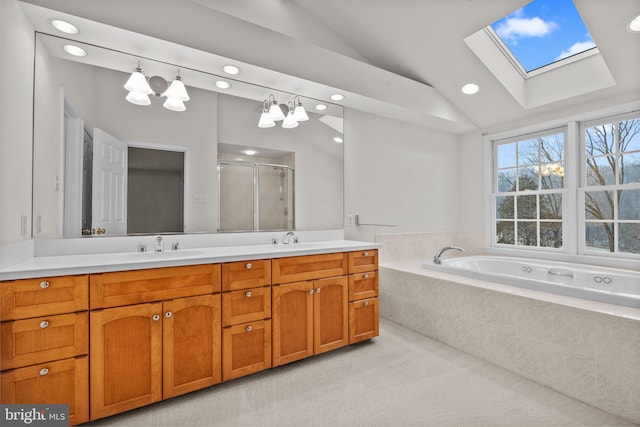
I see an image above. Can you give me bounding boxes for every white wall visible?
[344,109,459,242]
[0,0,34,244]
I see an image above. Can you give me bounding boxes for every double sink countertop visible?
[0,240,380,281]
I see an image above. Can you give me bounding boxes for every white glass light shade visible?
[162,76,190,101]
[163,97,186,112]
[282,111,298,129]
[125,91,151,106]
[293,105,309,121]
[258,111,275,128]
[269,101,286,121]
[124,68,153,95]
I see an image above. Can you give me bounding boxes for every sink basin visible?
[117,250,206,260]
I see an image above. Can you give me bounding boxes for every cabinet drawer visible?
[222,260,271,291]
[0,356,89,426]
[1,275,88,321]
[1,312,88,370]
[90,264,221,309]
[272,253,347,283]
[222,287,271,327]
[348,250,378,274]
[222,320,271,381]
[349,297,379,344]
[348,272,379,301]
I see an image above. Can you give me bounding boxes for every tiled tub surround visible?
[379,263,640,424]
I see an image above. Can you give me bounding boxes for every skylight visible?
[489,0,596,73]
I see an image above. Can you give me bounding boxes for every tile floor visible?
[85,319,637,426]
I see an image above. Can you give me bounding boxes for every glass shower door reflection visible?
[219,163,254,231]
[258,165,294,230]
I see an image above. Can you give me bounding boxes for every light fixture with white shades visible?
[258,99,276,128]
[292,96,309,122]
[259,94,311,129]
[124,64,190,112]
[282,101,299,129]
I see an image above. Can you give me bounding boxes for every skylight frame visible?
[484,26,600,79]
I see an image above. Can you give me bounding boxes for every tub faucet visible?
[155,235,164,252]
[282,231,296,245]
[433,246,464,265]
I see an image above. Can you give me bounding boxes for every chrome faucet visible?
[433,246,464,264]
[155,235,164,252]
[282,231,296,244]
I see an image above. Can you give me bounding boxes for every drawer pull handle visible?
[363,301,369,306]
[152,315,161,321]
[364,252,369,256]
[245,263,252,269]
[363,273,369,279]
[40,368,49,376]
[316,288,321,294]
[246,325,253,332]
[308,289,314,295]
[39,281,50,289]
[245,291,252,298]
[40,321,49,329]
[165,311,173,318]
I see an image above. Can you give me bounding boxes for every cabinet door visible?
[1,275,88,321]
[221,260,271,291]
[349,298,379,344]
[90,303,163,420]
[1,356,89,426]
[313,276,348,354]
[1,312,88,370]
[222,320,271,381]
[163,294,222,398]
[221,287,271,326]
[272,282,313,366]
[348,272,378,301]
[348,250,378,274]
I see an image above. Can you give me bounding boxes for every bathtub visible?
[422,255,640,308]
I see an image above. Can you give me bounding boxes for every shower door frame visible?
[217,160,295,232]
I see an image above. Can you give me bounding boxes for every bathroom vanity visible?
[0,242,378,425]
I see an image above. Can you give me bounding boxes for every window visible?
[494,130,565,249]
[581,115,640,254]
[489,109,640,259]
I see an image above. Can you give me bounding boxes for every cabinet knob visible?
[316,288,321,294]
[363,273,369,279]
[245,263,252,269]
[364,252,369,256]
[364,301,369,306]
[39,281,50,289]
[246,325,253,332]
[39,320,49,329]
[165,311,173,318]
[40,368,49,376]
[245,291,252,298]
[308,289,314,295]
[152,315,161,321]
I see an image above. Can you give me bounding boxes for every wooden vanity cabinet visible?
[221,260,272,381]
[0,275,90,426]
[89,266,221,421]
[348,250,379,343]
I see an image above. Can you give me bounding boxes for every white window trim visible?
[484,101,640,269]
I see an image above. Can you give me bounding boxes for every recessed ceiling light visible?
[63,45,87,57]
[49,19,78,34]
[330,94,344,101]
[222,65,240,75]
[461,83,479,95]
[315,104,327,111]
[333,137,344,143]
[215,80,231,89]
[244,150,257,156]
[629,14,640,32]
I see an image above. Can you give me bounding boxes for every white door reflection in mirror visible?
[92,128,127,235]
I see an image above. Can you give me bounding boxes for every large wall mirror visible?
[32,33,344,237]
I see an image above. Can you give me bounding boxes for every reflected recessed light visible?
[333,137,344,143]
[215,80,231,89]
[222,65,240,75]
[63,45,87,57]
[461,83,479,95]
[629,14,640,32]
[315,104,327,111]
[330,94,344,101]
[244,150,257,155]
[49,19,79,34]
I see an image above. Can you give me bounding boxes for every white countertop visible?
[0,240,380,281]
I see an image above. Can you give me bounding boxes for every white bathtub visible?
[422,255,640,308]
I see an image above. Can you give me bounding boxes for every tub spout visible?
[433,246,464,265]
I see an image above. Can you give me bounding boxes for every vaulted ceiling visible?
[20,0,640,133]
